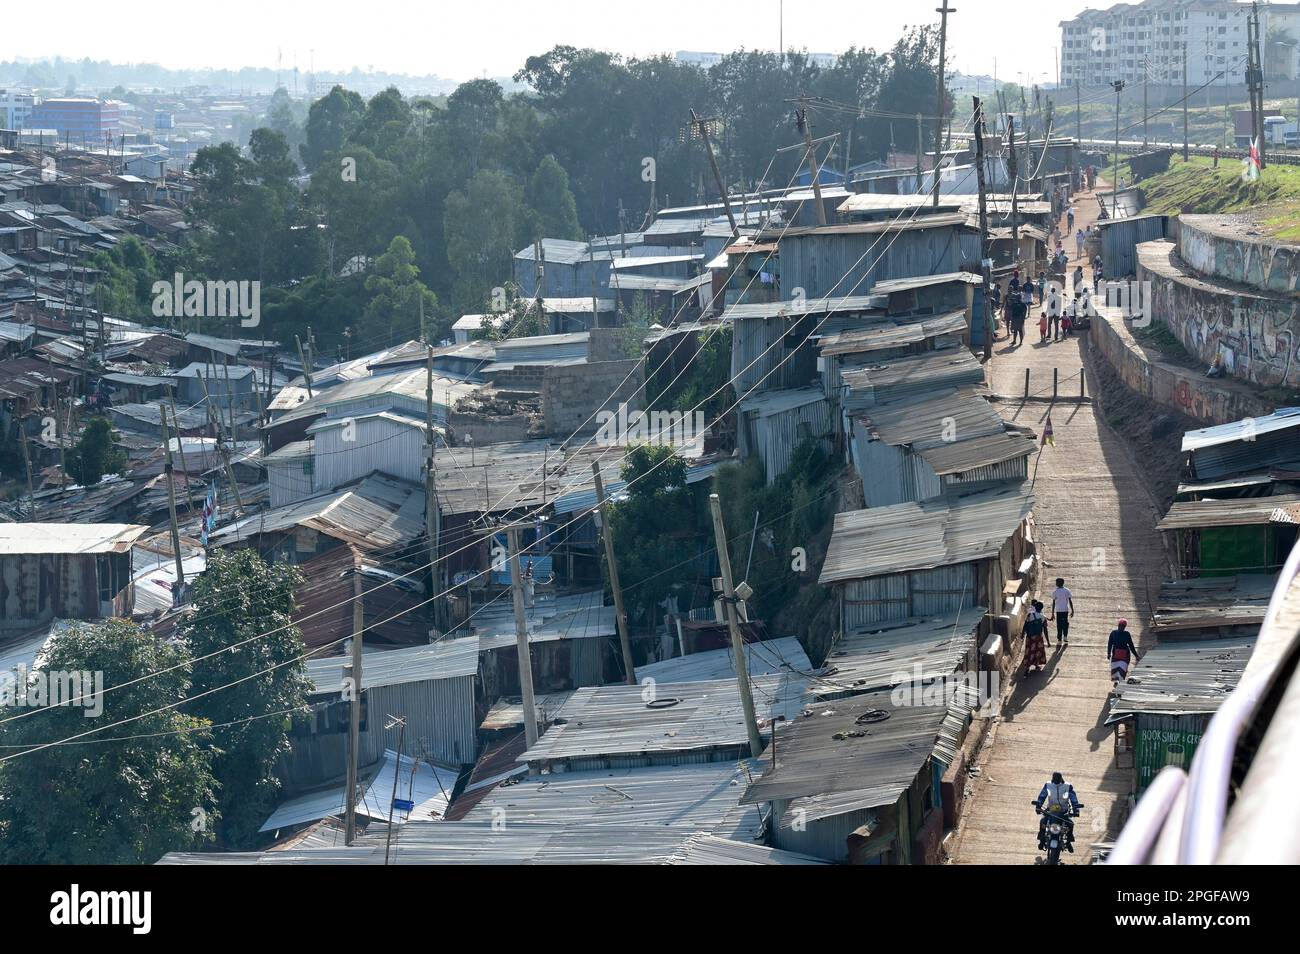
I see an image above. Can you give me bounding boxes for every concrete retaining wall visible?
[1088,306,1273,424]
[1179,216,1300,296]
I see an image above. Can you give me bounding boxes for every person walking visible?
[1049,299,1062,342]
[1011,307,1026,347]
[1038,309,1049,343]
[1024,600,1049,674]
[1075,228,1085,261]
[1066,204,1075,233]
[1050,577,1074,646]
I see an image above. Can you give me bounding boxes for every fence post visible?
[1080,368,1086,399]
[1053,368,1059,401]
[1024,368,1030,398]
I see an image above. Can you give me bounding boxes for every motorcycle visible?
[1031,800,1083,864]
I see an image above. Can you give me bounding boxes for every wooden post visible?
[593,462,636,685]
[708,493,763,759]
[158,405,187,605]
[1053,367,1059,400]
[691,108,738,233]
[169,394,196,515]
[972,97,996,364]
[1024,367,1030,398]
[425,347,443,633]
[932,0,955,207]
[344,564,365,845]
[796,99,828,225]
[507,525,540,749]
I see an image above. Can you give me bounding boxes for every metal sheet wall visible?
[1100,215,1167,280]
[731,316,819,395]
[313,418,425,494]
[268,458,314,509]
[742,397,835,485]
[841,563,979,630]
[779,226,969,301]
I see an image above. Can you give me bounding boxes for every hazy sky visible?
[13,0,1088,86]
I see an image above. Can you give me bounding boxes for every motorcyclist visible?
[1034,772,1081,851]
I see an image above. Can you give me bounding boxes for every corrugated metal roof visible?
[463,760,766,841]
[817,310,966,356]
[841,348,986,408]
[519,674,809,766]
[1151,575,1275,635]
[0,522,148,555]
[1106,637,1255,724]
[738,386,827,418]
[811,608,984,697]
[867,271,983,294]
[1182,408,1300,451]
[209,473,424,551]
[741,687,965,807]
[720,293,883,322]
[636,637,812,684]
[838,193,964,215]
[1156,494,1300,531]
[306,636,480,694]
[820,482,1034,583]
[257,749,458,833]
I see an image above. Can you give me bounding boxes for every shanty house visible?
[1156,494,1300,577]
[819,482,1035,632]
[0,523,147,634]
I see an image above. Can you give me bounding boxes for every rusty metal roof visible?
[0,522,148,555]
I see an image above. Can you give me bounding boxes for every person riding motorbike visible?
[1108,619,1140,684]
[1034,772,1081,853]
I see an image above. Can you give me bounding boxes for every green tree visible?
[607,444,699,626]
[181,550,310,848]
[444,169,526,314]
[0,619,219,864]
[362,235,442,345]
[526,154,582,240]
[90,236,160,318]
[300,84,365,171]
[64,416,127,486]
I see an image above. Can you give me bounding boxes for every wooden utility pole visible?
[18,427,35,515]
[295,334,313,397]
[198,370,244,513]
[424,347,443,633]
[592,462,636,685]
[168,394,196,516]
[691,108,737,234]
[1111,80,1126,218]
[158,405,187,606]
[932,0,955,206]
[1183,42,1190,161]
[1142,56,1150,148]
[383,715,407,865]
[506,525,540,749]
[707,493,762,759]
[792,99,828,225]
[1007,115,1020,244]
[344,566,365,845]
[972,98,996,364]
[1076,82,1081,143]
[914,113,924,193]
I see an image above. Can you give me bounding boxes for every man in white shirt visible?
[1050,577,1074,645]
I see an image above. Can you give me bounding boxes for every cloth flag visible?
[201,482,218,546]
[1042,416,1055,447]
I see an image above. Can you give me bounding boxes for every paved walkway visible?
[950,188,1172,864]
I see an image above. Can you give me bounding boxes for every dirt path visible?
[950,188,1172,864]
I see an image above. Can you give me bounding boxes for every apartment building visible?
[1061,0,1254,87]
[0,89,37,130]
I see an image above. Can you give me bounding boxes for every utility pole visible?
[707,493,762,759]
[1076,82,1081,142]
[914,112,924,193]
[972,98,996,364]
[1007,115,1020,244]
[383,715,406,865]
[1183,41,1190,161]
[690,108,737,233]
[1249,2,1266,169]
[169,394,196,516]
[344,566,365,845]
[792,99,828,225]
[158,406,187,606]
[506,525,540,749]
[1111,79,1126,218]
[425,346,443,633]
[592,462,636,685]
[294,334,313,397]
[932,0,955,206]
[1142,56,1150,148]
[198,370,244,513]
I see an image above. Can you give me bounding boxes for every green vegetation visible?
[0,619,220,864]
[180,549,310,848]
[1132,320,1192,362]
[1107,155,1300,216]
[64,416,127,486]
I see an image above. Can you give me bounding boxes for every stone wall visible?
[542,359,645,437]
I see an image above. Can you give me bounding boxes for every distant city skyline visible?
[6,0,1091,92]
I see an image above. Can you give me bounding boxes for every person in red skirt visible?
[1024,600,1049,674]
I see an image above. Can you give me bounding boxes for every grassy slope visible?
[1107,155,1300,223]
